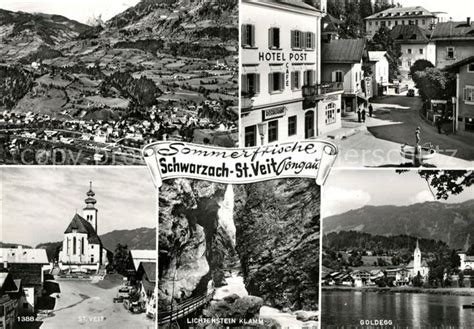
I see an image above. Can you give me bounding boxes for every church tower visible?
[83,181,98,233]
[414,239,421,274]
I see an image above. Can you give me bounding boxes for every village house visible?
[136,262,156,319]
[321,38,369,114]
[431,18,474,69]
[367,51,390,96]
[0,247,49,314]
[444,56,474,135]
[364,6,446,40]
[0,272,18,329]
[390,24,436,78]
[457,251,474,271]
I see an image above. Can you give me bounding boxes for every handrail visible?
[158,289,215,325]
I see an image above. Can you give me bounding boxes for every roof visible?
[0,247,49,264]
[443,56,474,72]
[365,6,434,20]
[431,21,474,40]
[368,51,388,62]
[322,39,366,63]
[406,259,429,268]
[245,0,321,14]
[391,25,430,44]
[130,250,156,272]
[137,261,156,283]
[64,214,101,244]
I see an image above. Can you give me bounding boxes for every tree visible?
[367,26,402,81]
[458,271,465,287]
[359,0,373,22]
[412,273,423,287]
[113,243,129,276]
[340,2,364,38]
[417,170,473,200]
[409,59,434,81]
[413,68,456,102]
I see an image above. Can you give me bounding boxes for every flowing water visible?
[217,184,236,247]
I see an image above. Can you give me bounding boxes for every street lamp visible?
[257,122,267,146]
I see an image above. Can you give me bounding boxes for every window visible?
[291,30,303,49]
[304,111,314,138]
[422,19,426,25]
[91,255,94,263]
[268,27,280,49]
[402,20,405,25]
[242,24,255,47]
[325,103,337,124]
[291,71,301,90]
[81,238,84,255]
[415,19,419,25]
[242,73,260,95]
[268,72,284,93]
[408,60,412,67]
[369,22,372,26]
[73,237,76,255]
[91,245,94,249]
[288,116,297,136]
[468,63,474,72]
[395,21,398,26]
[419,49,423,55]
[447,47,455,59]
[464,86,474,103]
[375,21,379,26]
[304,70,315,85]
[244,125,257,147]
[407,48,412,54]
[268,120,278,142]
[305,32,315,49]
[334,70,343,83]
[381,21,386,27]
[388,21,392,26]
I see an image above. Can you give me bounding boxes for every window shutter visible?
[241,74,248,94]
[332,71,336,82]
[291,30,295,48]
[291,72,295,90]
[241,25,246,46]
[280,72,284,90]
[268,28,273,48]
[464,88,467,101]
[301,32,306,49]
[268,73,273,93]
[255,74,260,94]
[311,32,315,49]
[250,25,255,47]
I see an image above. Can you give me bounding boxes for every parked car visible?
[407,89,415,97]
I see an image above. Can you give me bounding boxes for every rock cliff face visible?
[158,179,234,310]
[234,179,320,311]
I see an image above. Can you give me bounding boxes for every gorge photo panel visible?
[321,169,474,328]
[0,166,157,328]
[158,178,321,327]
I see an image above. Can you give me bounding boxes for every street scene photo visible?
[240,0,474,167]
[0,167,156,328]
[0,0,238,165]
[158,179,320,328]
[321,169,474,328]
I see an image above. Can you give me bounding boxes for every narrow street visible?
[325,95,474,167]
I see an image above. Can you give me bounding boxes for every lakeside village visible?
[241,0,474,166]
[0,57,238,165]
[322,238,474,290]
[0,183,156,329]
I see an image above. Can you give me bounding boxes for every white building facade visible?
[58,183,108,272]
[240,0,342,146]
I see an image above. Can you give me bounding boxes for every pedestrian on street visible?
[357,109,361,123]
[436,116,442,134]
[361,108,366,123]
[369,104,373,117]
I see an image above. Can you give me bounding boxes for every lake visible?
[322,290,474,328]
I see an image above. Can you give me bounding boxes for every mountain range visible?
[323,200,474,250]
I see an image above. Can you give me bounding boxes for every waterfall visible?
[217,184,236,247]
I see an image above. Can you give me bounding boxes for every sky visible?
[323,170,474,218]
[0,0,141,24]
[0,167,156,247]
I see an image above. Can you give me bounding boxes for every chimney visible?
[468,17,471,26]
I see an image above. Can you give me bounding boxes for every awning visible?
[44,280,61,295]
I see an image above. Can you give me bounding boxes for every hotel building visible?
[241,0,344,147]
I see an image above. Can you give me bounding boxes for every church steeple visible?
[83,181,98,233]
[414,239,422,274]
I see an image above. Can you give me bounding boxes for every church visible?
[58,182,109,272]
[407,240,429,281]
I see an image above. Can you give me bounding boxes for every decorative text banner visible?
[143,140,338,188]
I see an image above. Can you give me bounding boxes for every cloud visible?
[411,190,435,204]
[322,186,371,218]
